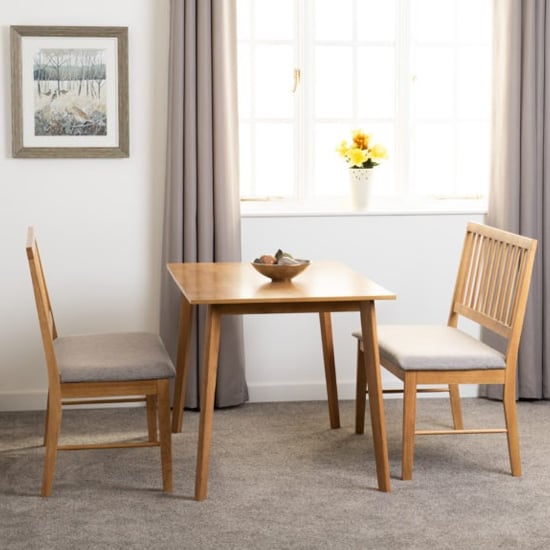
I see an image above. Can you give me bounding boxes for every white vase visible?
[349,168,374,211]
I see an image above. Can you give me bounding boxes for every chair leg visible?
[157,380,173,493]
[43,391,50,447]
[146,395,158,443]
[502,382,522,476]
[355,343,367,435]
[401,373,417,480]
[41,397,61,497]
[448,384,464,430]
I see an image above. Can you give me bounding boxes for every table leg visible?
[171,298,194,433]
[319,312,340,429]
[360,301,391,492]
[355,338,367,435]
[195,305,222,501]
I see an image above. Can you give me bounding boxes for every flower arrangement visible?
[336,129,387,169]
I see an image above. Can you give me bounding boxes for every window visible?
[237,0,492,208]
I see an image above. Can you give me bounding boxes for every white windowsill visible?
[240,195,488,218]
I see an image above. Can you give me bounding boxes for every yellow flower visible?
[336,140,349,158]
[348,148,367,167]
[352,130,370,150]
[370,144,388,160]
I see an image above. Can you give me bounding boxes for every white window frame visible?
[237,0,491,215]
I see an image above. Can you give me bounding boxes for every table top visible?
[167,261,395,305]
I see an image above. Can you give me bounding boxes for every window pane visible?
[457,46,491,119]
[412,0,455,43]
[239,122,252,196]
[413,123,454,195]
[357,46,395,118]
[254,45,294,118]
[254,124,294,197]
[457,0,492,43]
[254,0,294,40]
[456,122,490,196]
[413,47,454,118]
[237,45,251,118]
[313,123,351,197]
[315,0,353,41]
[357,0,396,42]
[236,0,251,41]
[315,46,353,118]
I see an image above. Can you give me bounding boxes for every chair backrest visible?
[449,222,537,359]
[26,227,60,391]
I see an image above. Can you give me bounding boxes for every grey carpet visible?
[1,398,550,549]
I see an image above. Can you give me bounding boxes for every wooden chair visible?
[26,227,175,496]
[354,222,537,480]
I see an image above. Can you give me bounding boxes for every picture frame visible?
[10,26,129,158]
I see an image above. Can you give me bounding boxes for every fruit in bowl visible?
[252,249,310,282]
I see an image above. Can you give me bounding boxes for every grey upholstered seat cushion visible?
[54,332,176,383]
[353,325,505,371]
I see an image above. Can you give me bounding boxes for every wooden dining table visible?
[167,260,396,500]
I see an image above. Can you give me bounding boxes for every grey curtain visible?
[482,0,549,399]
[159,0,248,409]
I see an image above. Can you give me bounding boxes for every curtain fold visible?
[482,0,550,399]
[160,0,248,409]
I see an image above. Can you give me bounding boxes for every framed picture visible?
[10,26,129,158]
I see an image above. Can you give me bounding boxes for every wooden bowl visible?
[251,260,310,282]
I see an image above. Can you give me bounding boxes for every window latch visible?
[292,68,301,93]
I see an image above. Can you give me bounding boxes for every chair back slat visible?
[26,227,60,389]
[451,222,537,343]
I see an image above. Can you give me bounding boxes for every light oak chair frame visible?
[355,222,537,480]
[26,227,173,497]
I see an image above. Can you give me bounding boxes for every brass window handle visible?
[292,68,301,93]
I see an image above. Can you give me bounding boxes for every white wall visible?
[0,1,485,411]
[241,212,485,402]
[0,0,170,410]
